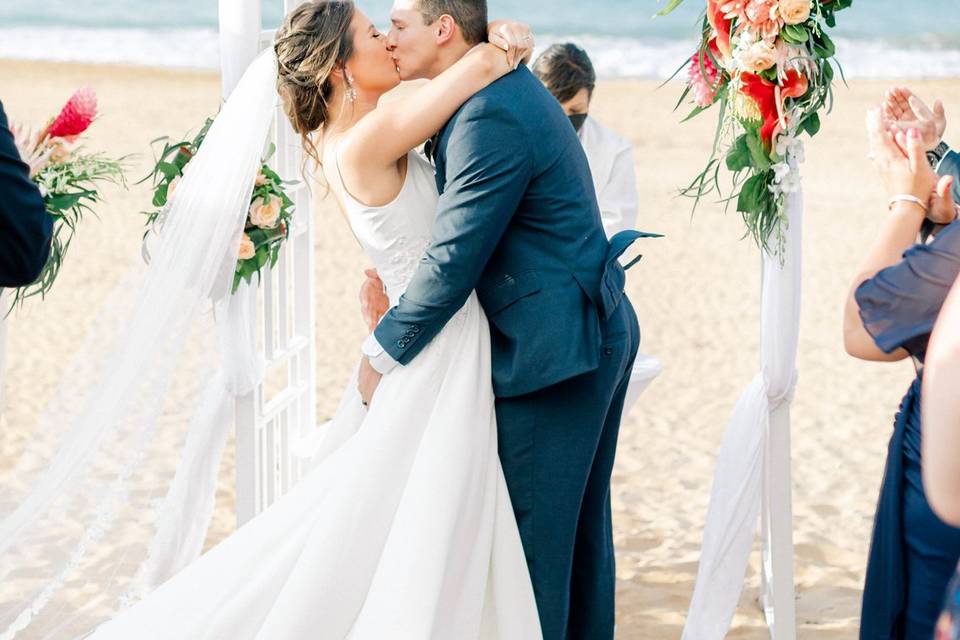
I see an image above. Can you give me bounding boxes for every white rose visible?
[238,234,256,260]
[248,194,281,229]
[779,0,811,25]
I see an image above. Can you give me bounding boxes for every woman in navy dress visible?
[844,110,960,638]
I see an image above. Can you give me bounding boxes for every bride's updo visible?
[275,0,355,163]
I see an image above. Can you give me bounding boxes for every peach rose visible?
[780,0,811,25]
[254,170,269,186]
[248,193,281,229]
[238,233,256,260]
[740,40,778,73]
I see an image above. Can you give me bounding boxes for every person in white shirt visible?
[532,43,638,237]
[533,42,658,413]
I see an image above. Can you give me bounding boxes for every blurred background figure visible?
[0,99,52,287]
[533,42,658,414]
[532,42,638,238]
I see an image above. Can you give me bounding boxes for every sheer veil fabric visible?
[0,50,279,639]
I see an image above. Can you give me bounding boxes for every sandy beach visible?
[2,58,959,638]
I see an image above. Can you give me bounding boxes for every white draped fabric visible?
[683,170,802,639]
[129,1,268,594]
[0,50,278,639]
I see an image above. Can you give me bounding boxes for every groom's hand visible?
[358,357,382,408]
[360,268,389,332]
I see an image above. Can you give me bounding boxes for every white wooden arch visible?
[218,0,317,526]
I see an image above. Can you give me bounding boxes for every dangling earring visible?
[345,73,357,103]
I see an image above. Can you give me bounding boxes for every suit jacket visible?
[0,100,52,288]
[373,65,637,398]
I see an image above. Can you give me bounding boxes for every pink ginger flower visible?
[687,42,725,107]
[42,87,97,141]
[720,0,784,41]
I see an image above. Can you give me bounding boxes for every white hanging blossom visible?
[770,130,805,197]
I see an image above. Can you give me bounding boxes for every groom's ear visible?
[434,14,457,45]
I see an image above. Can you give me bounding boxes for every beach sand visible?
[2,58,959,638]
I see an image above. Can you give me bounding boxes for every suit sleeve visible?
[0,101,53,288]
[373,99,533,365]
[937,147,960,204]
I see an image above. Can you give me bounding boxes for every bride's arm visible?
[342,33,530,172]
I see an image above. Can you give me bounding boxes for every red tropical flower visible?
[707,0,734,58]
[42,87,97,141]
[739,69,809,149]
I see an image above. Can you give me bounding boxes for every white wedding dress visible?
[91,150,542,640]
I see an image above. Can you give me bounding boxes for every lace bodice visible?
[339,151,438,305]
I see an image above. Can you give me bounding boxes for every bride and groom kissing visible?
[92,0,656,637]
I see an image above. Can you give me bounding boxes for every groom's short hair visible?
[415,0,488,46]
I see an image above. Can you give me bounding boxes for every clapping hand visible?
[882,87,947,151]
[930,175,959,225]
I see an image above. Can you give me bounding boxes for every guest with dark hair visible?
[532,43,638,238]
[0,100,53,288]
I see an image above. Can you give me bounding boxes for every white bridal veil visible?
[0,50,279,639]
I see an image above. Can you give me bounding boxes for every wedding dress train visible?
[92,150,542,639]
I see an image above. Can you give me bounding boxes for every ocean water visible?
[0,0,958,78]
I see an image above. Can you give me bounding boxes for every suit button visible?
[603,347,614,356]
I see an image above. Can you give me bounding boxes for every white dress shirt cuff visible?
[362,333,399,374]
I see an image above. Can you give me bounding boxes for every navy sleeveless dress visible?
[856,219,960,639]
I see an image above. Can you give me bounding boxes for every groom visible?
[358,1,645,637]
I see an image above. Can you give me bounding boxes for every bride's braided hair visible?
[274,0,355,167]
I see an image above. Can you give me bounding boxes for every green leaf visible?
[813,31,836,58]
[801,112,821,137]
[45,192,84,211]
[736,171,771,214]
[262,143,276,164]
[746,128,772,171]
[654,0,686,17]
[157,161,180,181]
[152,183,169,207]
[726,135,752,172]
[780,24,808,44]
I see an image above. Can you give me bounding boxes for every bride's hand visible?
[487,20,534,69]
[359,268,389,332]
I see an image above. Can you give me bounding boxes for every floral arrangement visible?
[10,87,125,308]
[661,0,852,255]
[141,118,295,293]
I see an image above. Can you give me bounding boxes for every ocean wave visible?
[1,26,958,80]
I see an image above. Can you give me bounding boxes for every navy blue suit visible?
[374,65,647,639]
[0,101,52,288]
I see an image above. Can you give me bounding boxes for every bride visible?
[83,1,542,638]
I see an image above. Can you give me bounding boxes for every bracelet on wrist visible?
[888,194,929,214]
